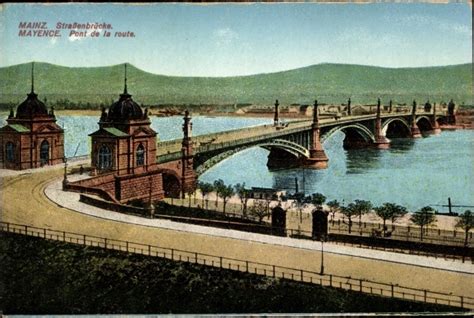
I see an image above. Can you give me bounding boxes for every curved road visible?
[1,166,473,304]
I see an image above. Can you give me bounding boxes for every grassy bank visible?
[0,232,464,314]
[1,62,472,109]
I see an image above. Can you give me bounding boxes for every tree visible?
[248,200,271,223]
[219,184,235,214]
[374,203,407,235]
[198,181,213,210]
[350,200,373,228]
[456,210,473,248]
[234,183,250,217]
[186,189,194,207]
[213,179,225,209]
[292,192,306,223]
[340,205,357,234]
[389,204,408,231]
[326,199,340,222]
[310,193,326,209]
[410,206,437,241]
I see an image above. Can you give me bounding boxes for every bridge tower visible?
[447,99,456,124]
[274,99,279,126]
[347,98,352,116]
[181,110,196,197]
[431,102,441,134]
[373,98,390,149]
[304,100,328,169]
[410,100,422,138]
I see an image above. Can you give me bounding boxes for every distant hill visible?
[0,62,472,110]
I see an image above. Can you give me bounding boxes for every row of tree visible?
[304,196,472,245]
[197,180,272,222]
[196,182,473,245]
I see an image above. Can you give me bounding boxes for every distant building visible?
[250,187,285,200]
[0,63,64,170]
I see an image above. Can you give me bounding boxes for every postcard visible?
[0,2,472,316]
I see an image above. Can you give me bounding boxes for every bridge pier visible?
[373,98,390,149]
[304,100,328,169]
[410,100,422,138]
[429,103,441,135]
[180,110,197,197]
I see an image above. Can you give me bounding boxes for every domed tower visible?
[90,63,157,176]
[0,62,64,170]
[85,63,164,203]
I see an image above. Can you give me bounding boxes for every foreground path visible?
[1,168,473,305]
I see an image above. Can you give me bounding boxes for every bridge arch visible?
[160,169,181,198]
[195,139,308,175]
[382,118,411,138]
[415,116,434,132]
[321,123,376,144]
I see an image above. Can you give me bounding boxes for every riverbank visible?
[33,108,474,128]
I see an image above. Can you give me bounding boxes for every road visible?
[1,165,473,305]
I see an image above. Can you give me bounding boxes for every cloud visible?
[386,13,471,36]
[49,37,58,45]
[336,27,405,49]
[213,27,239,46]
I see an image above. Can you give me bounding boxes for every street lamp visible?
[62,157,68,189]
[320,235,326,275]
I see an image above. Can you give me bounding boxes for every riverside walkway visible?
[1,166,473,309]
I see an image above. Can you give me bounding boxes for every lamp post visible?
[320,236,325,275]
[62,157,68,189]
[147,175,155,218]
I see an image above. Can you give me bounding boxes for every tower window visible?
[136,144,145,166]
[98,145,112,170]
[40,140,49,165]
[5,142,15,163]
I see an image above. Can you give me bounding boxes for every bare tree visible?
[249,200,271,223]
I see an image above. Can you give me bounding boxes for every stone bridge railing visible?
[156,111,437,163]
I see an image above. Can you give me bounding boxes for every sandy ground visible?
[1,166,473,303]
[181,190,465,232]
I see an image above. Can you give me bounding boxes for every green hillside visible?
[0,62,472,110]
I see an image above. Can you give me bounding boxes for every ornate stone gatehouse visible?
[0,63,64,170]
[65,65,165,203]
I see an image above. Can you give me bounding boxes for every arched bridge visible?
[156,104,446,177]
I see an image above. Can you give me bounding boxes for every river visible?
[2,114,472,212]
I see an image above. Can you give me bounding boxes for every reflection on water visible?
[345,148,382,174]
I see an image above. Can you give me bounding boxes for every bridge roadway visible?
[156,112,429,164]
[1,166,472,308]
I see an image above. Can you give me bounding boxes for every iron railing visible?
[1,221,472,310]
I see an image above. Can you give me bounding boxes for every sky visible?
[0,2,472,77]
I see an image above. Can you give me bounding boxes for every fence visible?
[286,228,473,263]
[1,221,472,310]
[326,220,472,247]
[167,197,471,248]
